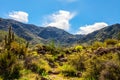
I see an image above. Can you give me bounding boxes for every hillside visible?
[0,18,120,80]
[0,18,120,45]
[0,18,83,45]
[0,25,120,80]
[38,27,79,44]
[0,30,26,43]
[79,23,120,44]
[0,18,45,44]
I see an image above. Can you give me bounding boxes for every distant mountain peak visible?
[78,23,120,44]
[111,23,120,27]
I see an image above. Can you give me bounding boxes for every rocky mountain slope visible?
[0,18,83,45]
[79,23,120,44]
[0,18,120,45]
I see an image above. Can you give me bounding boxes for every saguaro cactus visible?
[4,25,15,49]
[26,42,29,48]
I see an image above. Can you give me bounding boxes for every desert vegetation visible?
[0,26,120,80]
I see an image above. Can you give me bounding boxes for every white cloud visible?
[8,11,28,23]
[43,10,76,31]
[76,22,108,35]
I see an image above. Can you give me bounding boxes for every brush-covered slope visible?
[38,27,78,44]
[0,18,44,44]
[0,18,120,45]
[79,23,120,44]
[0,18,83,45]
[0,30,26,43]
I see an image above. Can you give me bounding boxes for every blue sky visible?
[0,0,120,34]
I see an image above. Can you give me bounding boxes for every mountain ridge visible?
[0,18,83,45]
[0,18,120,45]
[79,23,120,44]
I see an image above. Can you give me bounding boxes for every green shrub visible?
[60,64,76,77]
[19,69,41,80]
[25,57,51,76]
[10,42,28,59]
[0,51,21,80]
[99,61,120,80]
[83,56,104,80]
[115,43,120,47]
[68,53,86,71]
[105,39,118,46]
[45,54,55,62]
[82,52,120,80]
[0,77,3,80]
[91,41,106,50]
[75,45,83,52]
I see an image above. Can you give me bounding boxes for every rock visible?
[41,77,48,80]
[48,70,60,75]
[94,47,120,55]
[76,71,82,77]
[59,58,67,62]
[49,62,57,68]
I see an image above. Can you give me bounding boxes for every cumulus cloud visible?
[43,10,76,31]
[76,22,108,35]
[8,11,28,23]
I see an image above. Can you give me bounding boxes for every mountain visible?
[0,18,83,45]
[0,18,120,45]
[0,18,44,44]
[38,27,81,44]
[79,23,120,44]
